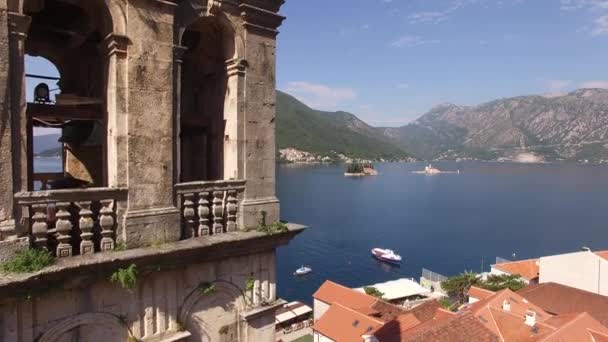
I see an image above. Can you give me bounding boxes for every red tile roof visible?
[518,282,608,327]
[463,287,608,341]
[492,258,540,281]
[313,303,384,342]
[403,312,499,342]
[468,286,496,300]
[595,250,608,261]
[314,280,378,309]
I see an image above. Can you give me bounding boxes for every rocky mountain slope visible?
[276,90,410,161]
[381,89,608,162]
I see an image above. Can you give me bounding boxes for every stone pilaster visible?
[239,4,285,228]
[122,0,180,247]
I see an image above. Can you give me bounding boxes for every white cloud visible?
[560,0,608,10]
[283,81,357,110]
[546,80,573,92]
[390,35,440,48]
[592,15,608,34]
[580,80,608,88]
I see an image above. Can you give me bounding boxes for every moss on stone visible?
[0,249,54,274]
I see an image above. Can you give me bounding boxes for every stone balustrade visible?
[13,187,128,257]
[175,180,246,239]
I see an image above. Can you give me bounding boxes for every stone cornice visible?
[226,58,248,77]
[103,33,131,58]
[240,0,284,14]
[0,223,306,300]
[239,3,285,36]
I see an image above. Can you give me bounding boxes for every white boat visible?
[371,248,402,264]
[294,266,312,276]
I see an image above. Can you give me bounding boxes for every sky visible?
[276,0,608,126]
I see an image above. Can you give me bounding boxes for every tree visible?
[364,286,384,299]
[440,271,480,305]
[479,274,526,292]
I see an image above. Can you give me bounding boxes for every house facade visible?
[0,0,303,341]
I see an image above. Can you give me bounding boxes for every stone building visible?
[0,0,303,341]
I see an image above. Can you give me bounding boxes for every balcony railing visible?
[14,187,128,257]
[175,180,246,239]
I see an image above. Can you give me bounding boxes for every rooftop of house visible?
[462,288,608,342]
[355,278,431,301]
[518,282,608,327]
[468,286,497,301]
[313,280,608,342]
[491,258,540,281]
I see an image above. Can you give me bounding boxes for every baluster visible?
[183,193,196,238]
[77,201,94,255]
[99,200,116,251]
[55,202,73,258]
[31,204,49,250]
[226,190,238,232]
[198,192,210,236]
[212,191,224,235]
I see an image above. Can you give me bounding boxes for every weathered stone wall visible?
[0,250,277,342]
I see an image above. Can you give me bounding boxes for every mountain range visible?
[34,89,608,163]
[277,88,608,162]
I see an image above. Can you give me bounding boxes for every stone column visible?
[0,2,14,238]
[122,0,180,247]
[0,9,31,260]
[1,10,30,239]
[104,33,130,189]
[238,4,285,229]
[172,45,187,185]
[223,58,247,181]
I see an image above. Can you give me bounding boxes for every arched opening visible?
[179,16,237,182]
[26,56,63,190]
[24,0,113,190]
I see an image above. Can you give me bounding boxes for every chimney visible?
[525,310,537,326]
[502,300,511,312]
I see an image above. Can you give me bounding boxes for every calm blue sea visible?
[276,162,608,303]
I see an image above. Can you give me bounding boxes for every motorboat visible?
[371,248,402,264]
[294,266,312,276]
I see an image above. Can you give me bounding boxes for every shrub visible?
[245,275,255,291]
[199,282,216,295]
[363,286,384,299]
[0,249,54,274]
[110,264,138,290]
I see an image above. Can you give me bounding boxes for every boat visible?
[294,266,312,276]
[371,248,402,264]
[412,164,460,175]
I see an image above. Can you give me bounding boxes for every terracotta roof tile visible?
[313,303,384,342]
[468,286,496,300]
[518,282,608,327]
[492,258,540,281]
[314,280,378,309]
[595,250,608,261]
[403,312,500,342]
[539,312,608,342]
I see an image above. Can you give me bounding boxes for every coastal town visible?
[275,248,608,341]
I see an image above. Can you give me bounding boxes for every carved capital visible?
[239,4,285,36]
[103,33,131,58]
[226,58,248,77]
[8,12,31,40]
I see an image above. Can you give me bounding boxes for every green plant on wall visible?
[363,286,384,299]
[0,249,54,274]
[111,264,138,290]
[199,282,216,295]
[245,275,255,292]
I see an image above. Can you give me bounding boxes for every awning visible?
[275,302,313,324]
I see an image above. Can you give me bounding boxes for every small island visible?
[344,162,378,177]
